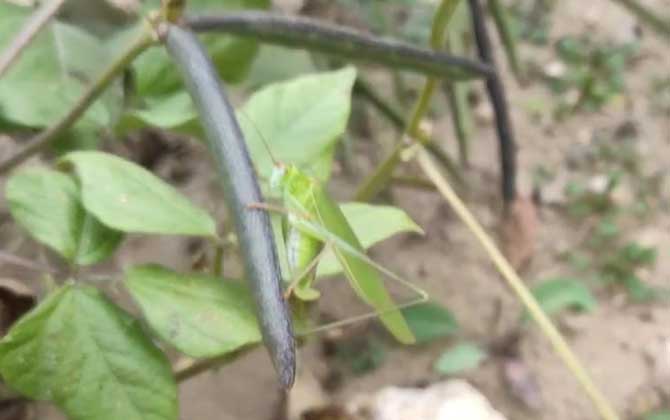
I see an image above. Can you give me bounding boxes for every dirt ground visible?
[2,0,670,419]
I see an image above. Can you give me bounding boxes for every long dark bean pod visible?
[186,11,494,80]
[164,24,295,388]
[468,0,517,205]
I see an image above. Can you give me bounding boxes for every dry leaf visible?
[500,196,539,272]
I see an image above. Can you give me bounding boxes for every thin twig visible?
[174,346,254,383]
[0,0,67,79]
[353,78,405,129]
[415,146,620,420]
[487,0,525,83]
[468,0,517,206]
[0,29,154,175]
[186,11,494,80]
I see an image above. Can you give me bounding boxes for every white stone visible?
[354,380,507,420]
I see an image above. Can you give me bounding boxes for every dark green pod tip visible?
[164,24,295,388]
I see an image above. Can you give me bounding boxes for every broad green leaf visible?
[238,67,357,181]
[401,302,459,345]
[531,278,597,317]
[646,411,670,420]
[317,203,423,277]
[297,185,415,344]
[134,0,269,97]
[116,91,201,137]
[434,342,487,375]
[0,2,116,132]
[125,265,261,358]
[60,151,217,237]
[0,285,177,420]
[6,168,122,265]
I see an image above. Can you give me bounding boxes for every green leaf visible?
[125,265,261,358]
[6,168,122,265]
[401,302,459,345]
[317,202,423,277]
[134,0,269,97]
[116,91,201,137]
[238,67,357,181]
[0,285,177,420]
[531,278,597,316]
[335,335,387,375]
[60,151,217,237]
[621,242,657,265]
[646,411,670,420]
[0,2,116,132]
[434,342,487,375]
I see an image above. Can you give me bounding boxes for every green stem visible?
[610,0,670,39]
[391,175,437,192]
[445,83,471,166]
[186,11,493,80]
[487,0,525,83]
[445,2,473,166]
[0,0,67,78]
[353,78,406,129]
[0,29,154,174]
[354,0,461,201]
[175,345,254,383]
[354,144,404,202]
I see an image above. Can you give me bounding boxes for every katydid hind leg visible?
[295,219,429,302]
[296,238,429,338]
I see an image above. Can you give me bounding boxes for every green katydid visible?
[245,123,428,345]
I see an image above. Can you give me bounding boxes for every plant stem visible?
[175,346,253,383]
[445,83,472,166]
[487,0,525,83]
[186,11,494,80]
[609,0,670,39]
[445,2,473,167]
[468,0,517,206]
[415,146,620,420]
[408,0,460,135]
[0,30,154,175]
[391,175,437,192]
[0,0,67,79]
[353,78,405,129]
[354,0,461,201]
